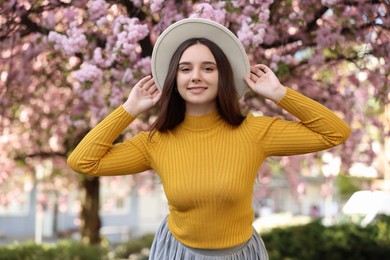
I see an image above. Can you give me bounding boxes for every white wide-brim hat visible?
[151,18,250,97]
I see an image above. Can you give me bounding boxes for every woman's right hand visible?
[122,75,162,116]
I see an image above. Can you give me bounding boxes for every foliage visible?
[261,214,390,260]
[112,233,154,259]
[0,240,108,260]
[2,218,389,260]
[335,174,370,200]
[0,235,154,260]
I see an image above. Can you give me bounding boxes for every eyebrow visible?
[178,61,217,66]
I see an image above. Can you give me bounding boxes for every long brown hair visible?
[150,38,245,137]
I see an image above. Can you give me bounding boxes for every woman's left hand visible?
[244,64,286,102]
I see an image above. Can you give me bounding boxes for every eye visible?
[178,66,191,73]
[202,62,217,72]
[203,67,214,72]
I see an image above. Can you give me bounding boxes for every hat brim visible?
[151,18,250,97]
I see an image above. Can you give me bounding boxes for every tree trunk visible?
[80,176,101,244]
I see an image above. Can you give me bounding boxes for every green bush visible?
[113,233,154,259]
[0,240,108,260]
[2,217,389,260]
[262,215,390,260]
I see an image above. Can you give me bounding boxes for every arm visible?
[67,76,161,176]
[244,64,350,156]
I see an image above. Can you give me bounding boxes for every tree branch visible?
[20,12,50,36]
[15,151,67,161]
[261,3,389,49]
[261,6,328,49]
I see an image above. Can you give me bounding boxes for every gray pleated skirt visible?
[149,217,269,260]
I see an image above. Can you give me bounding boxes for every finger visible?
[135,75,152,88]
[244,78,257,90]
[140,75,153,84]
[250,73,258,81]
[250,66,259,73]
[143,78,156,91]
[254,64,269,73]
[152,91,162,104]
[250,66,264,77]
[150,88,161,97]
[147,84,159,95]
[243,76,254,88]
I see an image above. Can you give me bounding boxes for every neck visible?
[185,103,217,116]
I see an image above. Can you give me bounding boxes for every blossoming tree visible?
[1,0,388,244]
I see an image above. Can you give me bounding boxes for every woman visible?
[67,18,350,259]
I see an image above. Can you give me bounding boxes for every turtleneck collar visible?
[181,110,223,130]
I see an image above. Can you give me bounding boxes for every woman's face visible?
[176,43,219,115]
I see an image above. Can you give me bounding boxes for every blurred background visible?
[0,0,389,259]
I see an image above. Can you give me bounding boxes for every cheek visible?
[212,78,219,97]
[209,75,219,89]
[176,74,185,87]
[176,74,192,93]
[208,72,219,84]
[176,77,186,96]
[211,86,219,98]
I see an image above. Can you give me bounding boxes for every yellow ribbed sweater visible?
[67,88,350,249]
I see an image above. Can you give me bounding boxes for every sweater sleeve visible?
[249,88,351,157]
[67,106,151,176]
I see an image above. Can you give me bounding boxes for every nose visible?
[191,68,201,83]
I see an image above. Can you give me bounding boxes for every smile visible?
[187,86,208,94]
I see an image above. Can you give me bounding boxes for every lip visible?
[187,86,208,94]
[187,86,208,90]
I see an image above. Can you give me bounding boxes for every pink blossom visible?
[48,22,88,56]
[110,68,124,81]
[93,47,114,68]
[109,85,123,107]
[150,0,165,13]
[316,26,345,49]
[2,0,16,12]
[112,16,149,57]
[269,55,280,71]
[87,0,108,21]
[135,57,152,75]
[231,0,246,8]
[242,5,257,17]
[152,3,185,35]
[261,26,276,45]
[73,0,88,8]
[73,120,88,128]
[48,32,66,51]
[130,0,142,8]
[43,11,56,29]
[258,8,270,22]
[190,3,226,25]
[308,51,325,66]
[122,68,134,84]
[96,17,108,27]
[237,22,254,48]
[63,7,79,21]
[252,25,265,45]
[49,135,61,152]
[73,63,103,84]
[321,0,339,6]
